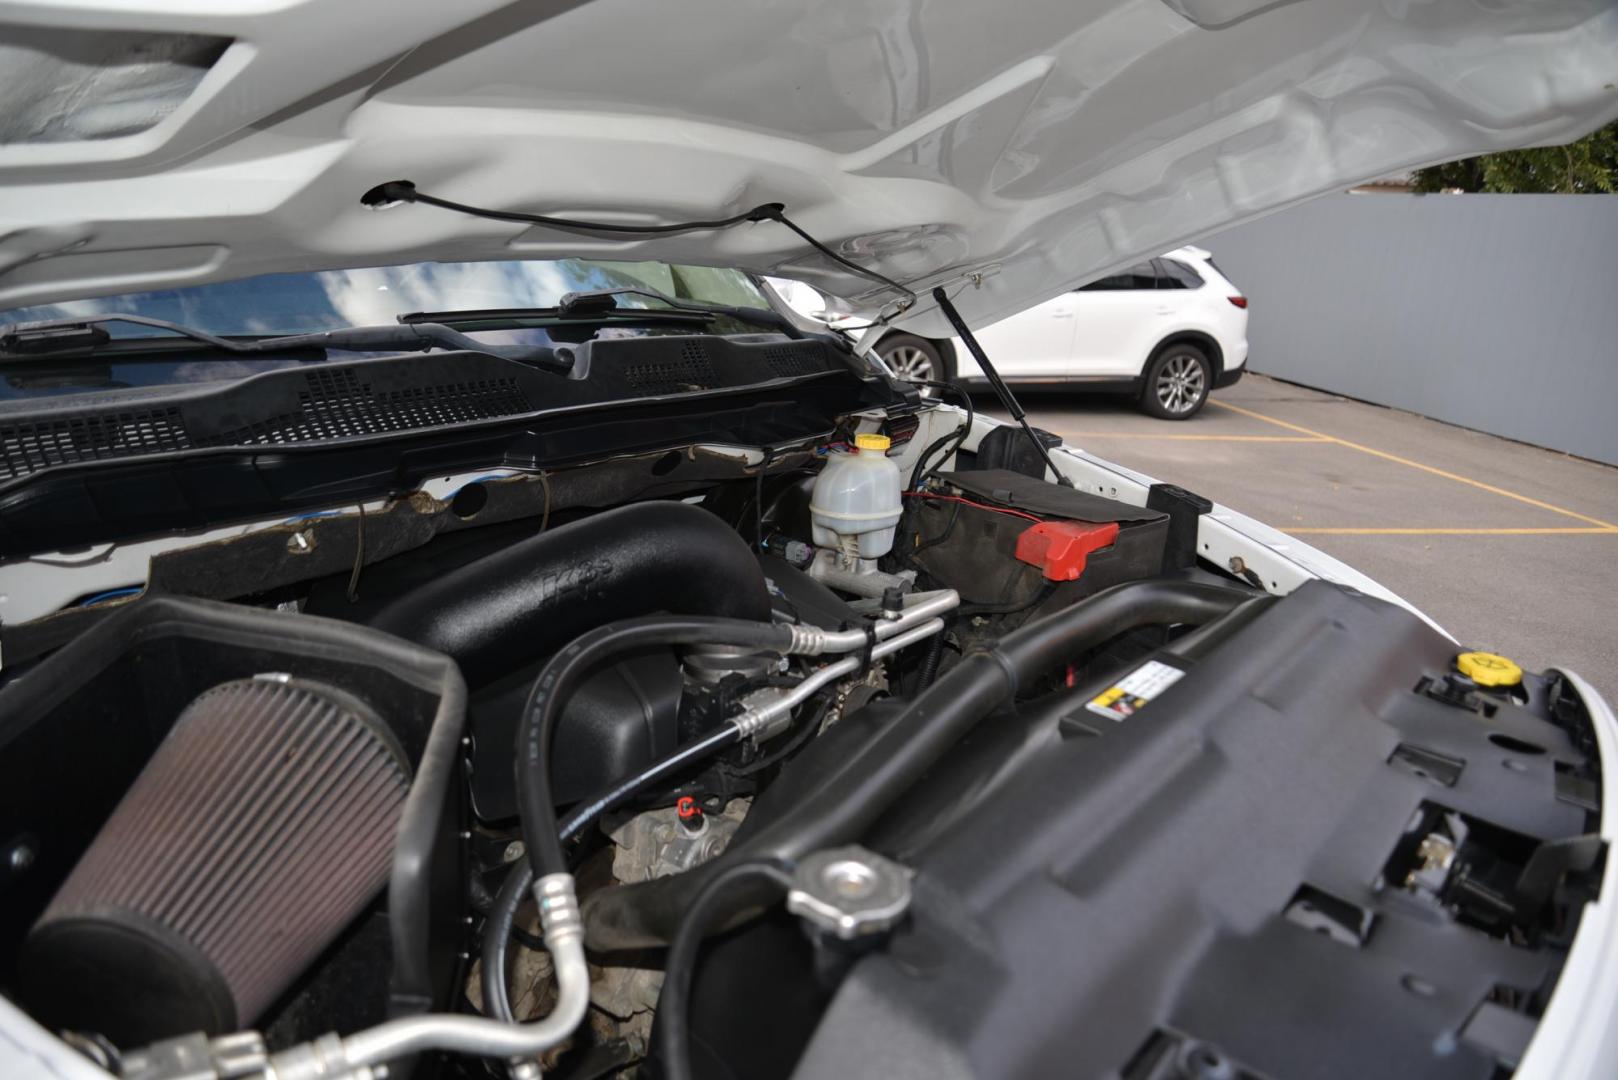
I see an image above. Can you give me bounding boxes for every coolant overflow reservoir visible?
[810,433,903,559]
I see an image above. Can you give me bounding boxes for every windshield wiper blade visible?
[0,314,235,357]
[395,304,714,327]
[0,313,574,373]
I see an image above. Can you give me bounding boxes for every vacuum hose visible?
[580,579,1250,950]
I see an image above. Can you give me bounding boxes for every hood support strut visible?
[931,285,1070,487]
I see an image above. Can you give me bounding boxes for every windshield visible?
[0,258,771,337]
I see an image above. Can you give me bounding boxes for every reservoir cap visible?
[1455,651,1523,688]
[855,433,891,452]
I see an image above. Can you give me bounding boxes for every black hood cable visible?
[360,180,916,304]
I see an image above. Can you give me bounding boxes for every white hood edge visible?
[0,0,1615,339]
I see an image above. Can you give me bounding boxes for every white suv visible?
[775,246,1249,419]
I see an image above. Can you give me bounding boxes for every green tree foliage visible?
[1411,121,1618,194]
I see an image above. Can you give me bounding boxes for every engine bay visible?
[0,401,1606,1080]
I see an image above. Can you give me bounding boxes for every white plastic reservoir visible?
[810,433,903,559]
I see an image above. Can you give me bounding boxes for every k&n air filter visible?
[21,675,411,1046]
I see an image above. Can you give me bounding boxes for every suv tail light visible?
[1228,296,1248,309]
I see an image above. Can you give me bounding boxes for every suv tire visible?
[1140,342,1212,419]
[876,334,953,388]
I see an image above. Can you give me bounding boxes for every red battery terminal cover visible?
[1014,520,1120,581]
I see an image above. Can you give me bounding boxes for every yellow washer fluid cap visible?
[1456,651,1523,688]
[855,433,891,452]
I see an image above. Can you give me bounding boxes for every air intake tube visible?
[369,500,773,686]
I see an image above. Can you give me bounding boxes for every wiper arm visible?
[398,290,801,339]
[0,313,575,374]
[553,288,804,338]
[258,323,573,372]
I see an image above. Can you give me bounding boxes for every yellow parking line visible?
[1066,433,1329,442]
[1287,527,1618,536]
[1209,399,1618,531]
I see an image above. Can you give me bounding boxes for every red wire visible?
[902,490,1043,523]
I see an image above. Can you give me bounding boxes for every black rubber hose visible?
[958,580,1058,618]
[907,380,975,491]
[480,863,530,1023]
[655,858,794,1080]
[563,724,743,838]
[517,616,793,883]
[989,580,1242,677]
[1166,594,1278,661]
[581,579,1248,950]
[721,693,831,779]
[369,501,772,687]
[481,721,744,1020]
[908,497,962,559]
[915,631,947,690]
[914,579,1054,690]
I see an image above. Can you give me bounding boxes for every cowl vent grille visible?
[765,344,826,379]
[624,340,716,394]
[0,336,846,488]
[204,368,532,446]
[0,408,190,481]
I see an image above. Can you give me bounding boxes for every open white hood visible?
[1,0,1615,337]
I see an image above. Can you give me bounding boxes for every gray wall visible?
[1205,193,1618,465]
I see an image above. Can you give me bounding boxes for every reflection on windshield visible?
[3,357,307,400]
[0,259,770,337]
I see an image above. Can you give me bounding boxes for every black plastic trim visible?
[0,363,895,556]
[0,596,468,1062]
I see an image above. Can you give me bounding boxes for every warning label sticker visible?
[1085,659,1186,722]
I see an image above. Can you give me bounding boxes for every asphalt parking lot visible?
[994,374,1618,702]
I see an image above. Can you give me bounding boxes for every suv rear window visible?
[1079,263,1159,291]
[1156,258,1205,289]
[1079,259,1205,291]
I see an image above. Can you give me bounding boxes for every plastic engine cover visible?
[788,582,1598,1079]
